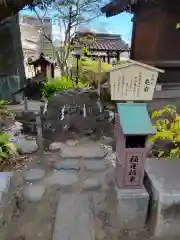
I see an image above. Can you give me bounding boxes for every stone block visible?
[145,158,180,238]
[116,186,149,230]
[0,172,13,196]
[0,172,14,226]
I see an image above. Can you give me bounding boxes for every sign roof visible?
[108,59,164,73]
[117,103,155,135]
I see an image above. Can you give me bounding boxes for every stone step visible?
[53,194,95,240]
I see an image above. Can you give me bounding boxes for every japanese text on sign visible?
[128,155,139,184]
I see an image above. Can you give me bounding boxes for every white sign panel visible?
[109,61,164,101]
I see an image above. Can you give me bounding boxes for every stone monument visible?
[108,60,164,230]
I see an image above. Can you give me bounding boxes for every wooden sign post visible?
[108,59,164,189]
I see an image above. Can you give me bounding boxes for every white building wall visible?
[19,15,53,59]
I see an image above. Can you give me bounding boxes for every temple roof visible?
[74,31,129,52]
[101,0,144,17]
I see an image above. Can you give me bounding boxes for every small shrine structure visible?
[28,53,55,79]
[102,0,180,83]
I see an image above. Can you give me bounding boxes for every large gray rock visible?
[43,89,110,135]
[116,187,149,231]
[53,194,95,240]
[145,158,180,238]
[16,138,38,154]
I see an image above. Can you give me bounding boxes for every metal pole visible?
[98,57,101,97]
[24,97,28,111]
[76,56,79,85]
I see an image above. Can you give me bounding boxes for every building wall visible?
[131,0,180,83]
[157,3,180,60]
[131,6,164,61]
[19,15,53,58]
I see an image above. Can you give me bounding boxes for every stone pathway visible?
[3,138,118,240]
[53,194,95,240]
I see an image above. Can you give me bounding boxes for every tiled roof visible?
[74,32,129,51]
[88,38,129,51]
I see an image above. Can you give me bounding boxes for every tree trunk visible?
[0,14,25,100]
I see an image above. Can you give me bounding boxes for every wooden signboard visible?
[109,60,164,101]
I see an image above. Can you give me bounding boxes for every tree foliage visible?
[32,0,104,76]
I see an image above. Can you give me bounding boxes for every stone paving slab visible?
[53,194,95,240]
[84,160,107,171]
[49,142,65,151]
[23,169,46,182]
[54,160,80,171]
[46,171,79,188]
[60,142,107,159]
[23,185,46,203]
[83,178,101,191]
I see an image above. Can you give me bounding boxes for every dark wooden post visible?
[116,51,120,62]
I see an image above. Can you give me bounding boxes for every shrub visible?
[148,105,180,159]
[0,100,15,129]
[0,132,18,171]
[72,57,111,88]
[42,76,85,99]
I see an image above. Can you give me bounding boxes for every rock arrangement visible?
[43,89,110,136]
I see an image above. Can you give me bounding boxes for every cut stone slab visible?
[84,160,107,172]
[23,169,46,182]
[0,172,13,193]
[16,138,38,154]
[66,140,79,147]
[53,194,95,240]
[116,186,149,230]
[0,172,13,206]
[0,172,13,226]
[46,171,79,188]
[83,178,101,191]
[49,142,65,151]
[145,158,180,238]
[101,136,114,145]
[54,160,80,171]
[60,142,107,159]
[24,185,46,203]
